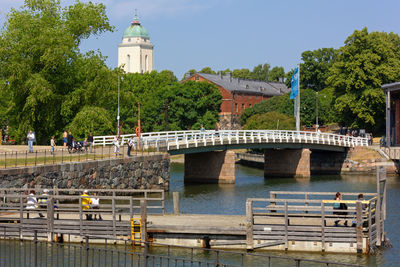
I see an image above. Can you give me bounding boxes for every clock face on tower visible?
[118,12,154,74]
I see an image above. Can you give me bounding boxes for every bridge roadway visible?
[94,130,369,182]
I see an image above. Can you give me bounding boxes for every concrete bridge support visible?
[264,149,311,178]
[264,148,348,178]
[184,150,235,183]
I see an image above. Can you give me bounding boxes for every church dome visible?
[123,14,149,38]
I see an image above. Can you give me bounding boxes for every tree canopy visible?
[327,28,400,131]
[0,0,113,143]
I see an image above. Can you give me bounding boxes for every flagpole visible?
[296,64,300,131]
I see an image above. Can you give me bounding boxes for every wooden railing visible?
[246,193,383,253]
[0,188,165,241]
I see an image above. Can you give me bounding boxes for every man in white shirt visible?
[27,130,35,153]
[127,136,134,156]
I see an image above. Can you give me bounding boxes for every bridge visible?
[94,130,368,183]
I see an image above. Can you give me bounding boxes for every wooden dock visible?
[0,168,388,254]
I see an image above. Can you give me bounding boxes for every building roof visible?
[123,14,149,39]
[194,73,289,96]
[382,82,400,91]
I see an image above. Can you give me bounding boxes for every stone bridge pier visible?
[184,150,235,183]
[264,148,348,178]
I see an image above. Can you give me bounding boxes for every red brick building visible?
[184,72,289,128]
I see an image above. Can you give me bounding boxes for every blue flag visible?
[290,67,299,99]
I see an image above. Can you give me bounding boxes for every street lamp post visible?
[117,75,120,136]
[316,91,319,130]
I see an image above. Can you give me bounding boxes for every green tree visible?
[199,67,216,74]
[251,63,270,81]
[327,28,400,131]
[244,112,295,130]
[268,66,285,82]
[0,0,113,143]
[69,106,113,138]
[300,48,337,91]
[232,68,252,79]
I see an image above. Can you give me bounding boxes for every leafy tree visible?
[0,0,113,143]
[268,66,285,82]
[232,68,252,79]
[69,106,113,139]
[244,112,295,130]
[300,48,337,91]
[199,67,216,74]
[327,28,400,131]
[251,63,270,81]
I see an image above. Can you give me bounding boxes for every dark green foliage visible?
[244,112,295,130]
[69,106,113,139]
[327,28,400,131]
[300,48,337,91]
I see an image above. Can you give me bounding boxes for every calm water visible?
[163,163,400,267]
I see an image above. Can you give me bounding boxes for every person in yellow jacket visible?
[81,190,92,220]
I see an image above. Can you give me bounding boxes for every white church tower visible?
[118,12,154,73]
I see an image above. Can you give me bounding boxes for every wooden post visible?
[173,192,179,215]
[112,197,116,239]
[19,196,23,239]
[305,194,309,214]
[270,192,276,212]
[47,198,54,242]
[140,199,147,246]
[321,202,325,252]
[284,201,288,250]
[130,198,133,219]
[356,201,363,253]
[161,191,165,215]
[79,197,83,237]
[376,168,382,247]
[368,202,372,252]
[245,200,253,250]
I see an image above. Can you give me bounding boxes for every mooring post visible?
[33,230,38,267]
[245,200,253,250]
[85,236,89,267]
[356,201,363,253]
[140,199,147,246]
[173,192,179,215]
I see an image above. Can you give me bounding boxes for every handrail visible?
[93,130,369,150]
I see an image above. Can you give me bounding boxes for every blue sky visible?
[1,0,400,79]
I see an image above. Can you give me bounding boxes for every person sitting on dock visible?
[90,192,102,221]
[333,192,348,226]
[26,190,38,218]
[81,190,92,220]
[38,189,49,218]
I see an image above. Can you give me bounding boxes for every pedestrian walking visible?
[63,130,68,147]
[87,133,94,153]
[113,135,120,156]
[67,131,73,151]
[127,136,134,156]
[83,138,88,152]
[27,130,35,153]
[50,136,56,155]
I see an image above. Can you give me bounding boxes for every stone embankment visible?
[0,154,170,190]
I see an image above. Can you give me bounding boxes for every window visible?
[249,104,252,108]
[242,103,245,110]
[246,85,249,89]
[126,54,130,72]
[195,76,199,81]
[235,103,238,113]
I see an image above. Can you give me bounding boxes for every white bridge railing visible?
[93,130,368,151]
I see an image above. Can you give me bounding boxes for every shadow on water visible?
[164,162,400,267]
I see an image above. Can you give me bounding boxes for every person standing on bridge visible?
[27,130,35,153]
[67,131,73,151]
[50,136,56,155]
[127,136,134,156]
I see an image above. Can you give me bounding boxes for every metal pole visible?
[316,91,319,129]
[296,65,301,131]
[117,75,120,137]
[34,230,38,267]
